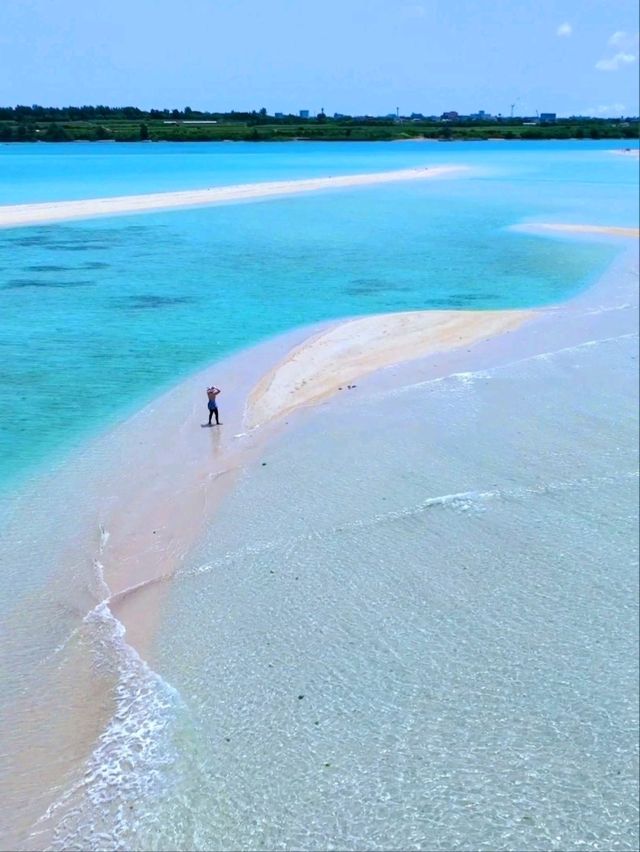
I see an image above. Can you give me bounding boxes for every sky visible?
[0,0,638,117]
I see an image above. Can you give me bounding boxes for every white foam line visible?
[33,597,183,850]
[182,470,639,581]
[39,527,112,667]
[377,332,639,400]
[578,303,633,317]
[32,524,184,848]
[99,524,110,552]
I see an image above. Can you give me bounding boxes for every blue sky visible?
[0,0,638,116]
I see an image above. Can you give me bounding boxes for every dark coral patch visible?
[4,279,93,289]
[127,294,192,309]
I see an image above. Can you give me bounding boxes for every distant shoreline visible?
[1,107,638,144]
[0,165,466,228]
[1,137,639,146]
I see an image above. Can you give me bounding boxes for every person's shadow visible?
[206,420,223,459]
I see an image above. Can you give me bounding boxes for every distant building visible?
[299,110,310,118]
[275,112,284,119]
[333,113,347,119]
[441,111,459,121]
[470,110,492,120]
[540,112,556,123]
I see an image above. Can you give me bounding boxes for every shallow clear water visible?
[0,142,638,850]
[37,289,637,851]
[1,141,637,486]
[146,312,639,851]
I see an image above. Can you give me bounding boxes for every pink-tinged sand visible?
[526,223,639,238]
[247,309,532,428]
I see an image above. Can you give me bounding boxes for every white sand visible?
[525,223,639,238]
[247,309,532,427]
[0,166,466,228]
[611,148,640,158]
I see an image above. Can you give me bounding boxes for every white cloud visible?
[586,103,626,116]
[595,52,636,71]
[556,22,572,37]
[607,31,638,49]
[596,32,638,70]
[608,31,628,47]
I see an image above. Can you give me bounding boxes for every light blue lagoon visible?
[0,141,636,486]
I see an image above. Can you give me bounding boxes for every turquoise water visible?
[0,141,638,850]
[1,139,635,205]
[0,141,636,486]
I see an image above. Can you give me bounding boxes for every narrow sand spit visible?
[0,165,466,228]
[525,223,640,239]
[247,309,532,427]
[104,307,532,649]
[8,307,532,848]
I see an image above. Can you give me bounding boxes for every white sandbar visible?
[0,166,466,228]
[611,148,640,158]
[247,309,532,427]
[523,223,639,238]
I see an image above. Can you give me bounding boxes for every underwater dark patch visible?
[345,278,411,296]
[9,234,54,247]
[45,243,111,252]
[127,294,192,309]
[24,264,72,272]
[82,261,111,270]
[450,293,499,302]
[10,224,149,249]
[4,279,93,289]
[425,296,500,308]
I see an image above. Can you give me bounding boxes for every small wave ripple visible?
[30,532,183,852]
[377,331,639,401]
[184,470,639,580]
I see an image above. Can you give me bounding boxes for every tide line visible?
[377,331,639,400]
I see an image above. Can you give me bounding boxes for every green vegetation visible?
[0,105,638,143]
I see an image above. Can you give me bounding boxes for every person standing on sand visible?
[206,386,221,426]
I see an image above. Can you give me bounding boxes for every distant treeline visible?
[0,105,279,122]
[0,105,638,143]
